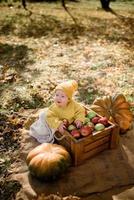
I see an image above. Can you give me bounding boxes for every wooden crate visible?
[55,111,120,166]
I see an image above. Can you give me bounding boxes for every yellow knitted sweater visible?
[46,100,85,129]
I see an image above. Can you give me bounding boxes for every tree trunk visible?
[22,0,27,10]
[100,0,111,10]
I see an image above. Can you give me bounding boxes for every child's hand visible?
[58,122,66,134]
[74,120,83,128]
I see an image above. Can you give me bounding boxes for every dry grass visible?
[0,2,134,198]
[0,0,134,111]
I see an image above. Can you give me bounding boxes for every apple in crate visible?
[98,117,109,126]
[95,123,105,131]
[87,111,96,119]
[68,124,76,131]
[91,116,101,124]
[87,121,95,131]
[71,129,80,139]
[80,125,92,136]
[84,117,90,124]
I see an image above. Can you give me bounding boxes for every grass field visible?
[0,1,134,199]
[0,0,134,112]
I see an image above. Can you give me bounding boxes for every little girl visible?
[29,80,85,143]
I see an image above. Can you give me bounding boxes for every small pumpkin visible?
[90,94,133,132]
[26,143,71,181]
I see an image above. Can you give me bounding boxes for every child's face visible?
[54,90,68,107]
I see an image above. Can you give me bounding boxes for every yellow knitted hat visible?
[55,80,78,99]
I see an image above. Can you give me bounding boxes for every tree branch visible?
[21,0,32,16]
[61,0,77,24]
[22,0,27,10]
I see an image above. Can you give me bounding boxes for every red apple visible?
[91,116,101,124]
[68,124,76,131]
[87,121,95,131]
[80,125,92,136]
[71,129,80,139]
[98,117,109,126]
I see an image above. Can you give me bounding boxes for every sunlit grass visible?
[0,0,134,110]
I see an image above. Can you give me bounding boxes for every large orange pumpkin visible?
[26,143,71,181]
[90,94,133,132]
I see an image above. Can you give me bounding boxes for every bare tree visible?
[21,0,76,23]
[100,0,111,10]
[61,0,77,23]
[21,0,27,10]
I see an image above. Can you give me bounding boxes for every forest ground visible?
[0,0,134,199]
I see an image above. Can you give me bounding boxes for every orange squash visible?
[26,143,71,181]
[90,94,133,132]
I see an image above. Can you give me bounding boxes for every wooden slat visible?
[55,132,72,152]
[73,143,83,166]
[83,129,112,146]
[110,125,120,149]
[54,108,118,166]
[57,139,72,153]
[82,143,109,161]
[84,135,110,152]
[55,131,71,143]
